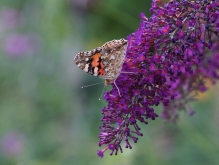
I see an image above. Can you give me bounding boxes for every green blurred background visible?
[0,0,219,165]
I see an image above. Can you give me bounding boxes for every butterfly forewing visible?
[74,47,102,76]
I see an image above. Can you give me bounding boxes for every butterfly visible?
[74,39,128,96]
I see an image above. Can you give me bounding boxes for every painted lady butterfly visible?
[74,39,127,88]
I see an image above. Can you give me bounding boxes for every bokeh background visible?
[0,0,219,165]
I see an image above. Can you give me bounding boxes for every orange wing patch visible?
[91,53,101,67]
[98,62,105,75]
[91,53,105,76]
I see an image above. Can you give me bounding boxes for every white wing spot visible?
[83,64,89,72]
[93,67,98,76]
[110,54,115,60]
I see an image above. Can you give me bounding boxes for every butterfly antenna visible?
[114,80,121,97]
[81,82,103,88]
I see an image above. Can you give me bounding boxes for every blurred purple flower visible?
[3,33,40,57]
[0,8,20,29]
[1,132,23,157]
[97,0,219,157]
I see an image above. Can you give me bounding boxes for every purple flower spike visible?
[97,0,219,157]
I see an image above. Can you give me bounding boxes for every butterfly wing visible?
[74,39,127,85]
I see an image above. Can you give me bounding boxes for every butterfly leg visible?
[113,80,121,97]
[120,71,134,74]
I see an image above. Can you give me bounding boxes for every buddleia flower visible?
[97,0,219,158]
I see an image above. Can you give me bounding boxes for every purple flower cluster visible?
[0,8,41,58]
[97,0,219,158]
[3,34,35,57]
[1,132,23,157]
